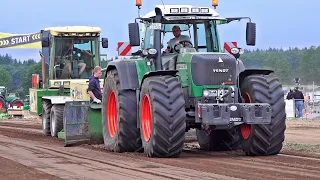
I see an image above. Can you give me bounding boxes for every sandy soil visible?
[0,118,319,180]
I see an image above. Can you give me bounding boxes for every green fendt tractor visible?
[29,26,108,144]
[100,2,286,158]
[0,86,24,113]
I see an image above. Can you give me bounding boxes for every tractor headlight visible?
[180,7,189,13]
[148,48,157,55]
[201,8,209,13]
[203,90,210,97]
[203,90,218,97]
[231,47,240,55]
[191,8,200,13]
[142,49,149,56]
[170,8,179,13]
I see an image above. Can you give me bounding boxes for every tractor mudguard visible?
[238,69,274,86]
[103,61,139,90]
[141,70,178,85]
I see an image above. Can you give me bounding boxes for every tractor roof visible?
[142,5,226,21]
[44,26,101,36]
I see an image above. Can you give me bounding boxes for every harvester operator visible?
[87,66,102,104]
[165,25,192,53]
[60,40,94,78]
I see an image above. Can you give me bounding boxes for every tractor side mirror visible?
[102,38,108,48]
[246,22,256,46]
[128,23,140,46]
[41,30,50,48]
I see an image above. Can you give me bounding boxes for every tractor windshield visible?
[159,20,222,53]
[52,37,98,79]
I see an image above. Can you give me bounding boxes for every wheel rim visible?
[141,95,152,142]
[14,102,23,108]
[42,112,46,130]
[51,111,55,134]
[240,92,252,140]
[107,91,117,138]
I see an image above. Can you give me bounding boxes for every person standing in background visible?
[286,87,294,100]
[293,87,305,118]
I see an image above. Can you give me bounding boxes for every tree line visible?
[0,45,319,98]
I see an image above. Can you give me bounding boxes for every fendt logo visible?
[213,69,229,73]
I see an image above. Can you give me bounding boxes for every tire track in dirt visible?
[0,135,236,180]
[0,121,320,180]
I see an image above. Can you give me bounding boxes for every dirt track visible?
[0,118,319,180]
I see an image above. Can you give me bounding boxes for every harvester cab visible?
[101,1,286,158]
[30,26,109,145]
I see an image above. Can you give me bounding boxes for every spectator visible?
[293,87,304,118]
[286,87,294,100]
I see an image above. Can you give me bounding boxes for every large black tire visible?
[102,69,142,152]
[0,97,6,113]
[50,104,64,137]
[196,128,241,151]
[239,74,286,156]
[139,75,186,158]
[42,100,52,136]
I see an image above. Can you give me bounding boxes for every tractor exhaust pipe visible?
[154,7,163,71]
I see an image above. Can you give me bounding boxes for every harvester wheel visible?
[0,97,6,113]
[10,99,24,108]
[240,74,286,156]
[139,75,186,158]
[196,128,241,151]
[42,100,52,136]
[102,69,142,152]
[50,104,64,137]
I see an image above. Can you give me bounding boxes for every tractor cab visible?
[132,5,255,70]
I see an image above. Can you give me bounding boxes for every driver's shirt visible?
[167,35,191,50]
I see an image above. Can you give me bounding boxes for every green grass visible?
[283,141,320,152]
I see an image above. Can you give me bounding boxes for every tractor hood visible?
[178,52,238,86]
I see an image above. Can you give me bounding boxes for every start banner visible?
[0,32,41,48]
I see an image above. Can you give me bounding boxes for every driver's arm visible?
[165,39,174,53]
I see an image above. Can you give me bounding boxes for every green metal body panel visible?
[88,103,103,142]
[135,58,155,85]
[29,88,70,115]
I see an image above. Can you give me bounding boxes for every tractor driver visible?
[165,25,192,53]
[60,41,94,78]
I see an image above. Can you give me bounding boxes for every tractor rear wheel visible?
[240,74,286,156]
[0,97,6,113]
[42,100,52,136]
[102,69,142,152]
[10,99,24,108]
[139,75,186,158]
[196,128,241,151]
[50,104,64,137]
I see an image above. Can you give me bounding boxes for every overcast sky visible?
[0,0,318,61]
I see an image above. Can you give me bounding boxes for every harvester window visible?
[53,38,96,79]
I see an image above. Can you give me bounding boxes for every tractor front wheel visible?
[139,75,186,158]
[0,97,6,113]
[42,100,52,136]
[102,69,142,152]
[10,99,24,108]
[240,74,286,156]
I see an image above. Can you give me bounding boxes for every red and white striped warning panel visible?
[224,42,237,54]
[117,42,132,56]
